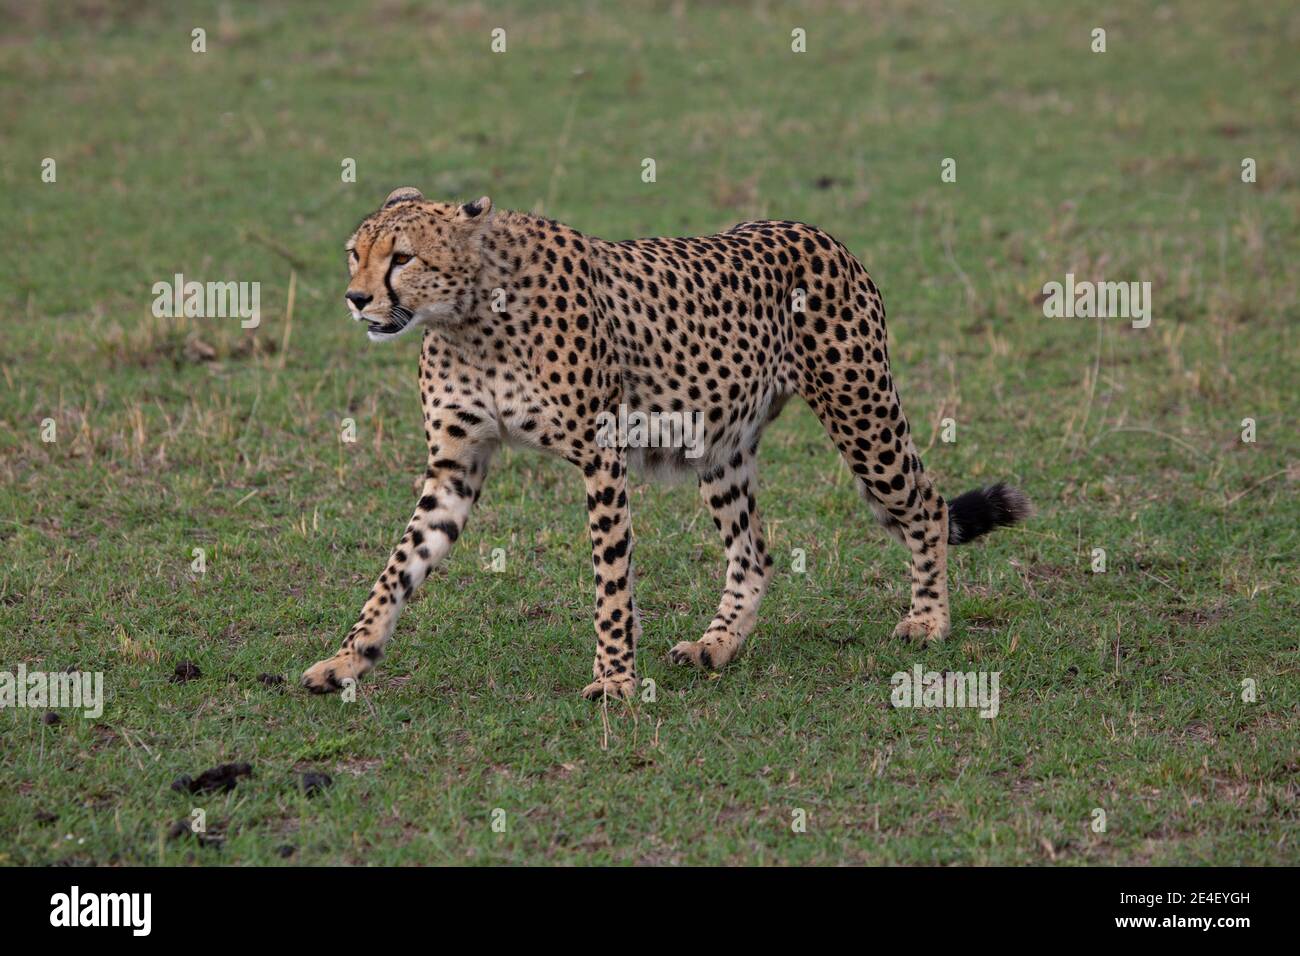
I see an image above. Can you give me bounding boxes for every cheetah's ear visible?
[383,186,424,207]
[455,196,493,223]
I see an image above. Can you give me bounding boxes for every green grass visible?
[1,0,1296,865]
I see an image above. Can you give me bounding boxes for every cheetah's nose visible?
[346,291,372,308]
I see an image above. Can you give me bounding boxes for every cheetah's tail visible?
[947,483,1033,546]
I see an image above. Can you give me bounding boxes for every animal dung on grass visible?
[300,772,333,797]
[169,660,202,683]
[170,762,253,795]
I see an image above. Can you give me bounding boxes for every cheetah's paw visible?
[667,634,739,670]
[891,614,950,645]
[581,675,638,701]
[300,650,371,694]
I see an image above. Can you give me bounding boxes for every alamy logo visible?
[151,273,260,328]
[1040,273,1151,328]
[595,403,704,459]
[890,665,1000,718]
[0,666,103,718]
[50,886,151,936]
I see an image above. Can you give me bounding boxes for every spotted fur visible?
[300,188,1031,700]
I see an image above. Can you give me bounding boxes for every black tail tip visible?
[948,483,1033,546]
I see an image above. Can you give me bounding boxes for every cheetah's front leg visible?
[301,442,495,693]
[579,449,639,701]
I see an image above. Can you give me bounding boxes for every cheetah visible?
[300,187,1031,701]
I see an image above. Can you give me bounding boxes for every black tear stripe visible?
[384,260,403,312]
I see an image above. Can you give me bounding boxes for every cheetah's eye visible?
[392,253,414,266]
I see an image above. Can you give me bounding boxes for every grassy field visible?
[1,0,1296,865]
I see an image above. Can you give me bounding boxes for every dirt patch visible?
[962,612,1009,631]
[1026,563,1071,583]
[1169,604,1229,629]
[334,757,383,776]
[1182,720,1218,745]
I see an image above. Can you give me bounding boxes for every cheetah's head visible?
[344,187,494,342]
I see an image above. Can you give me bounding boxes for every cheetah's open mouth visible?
[365,306,414,341]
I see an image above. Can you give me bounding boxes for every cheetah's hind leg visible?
[668,448,773,670]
